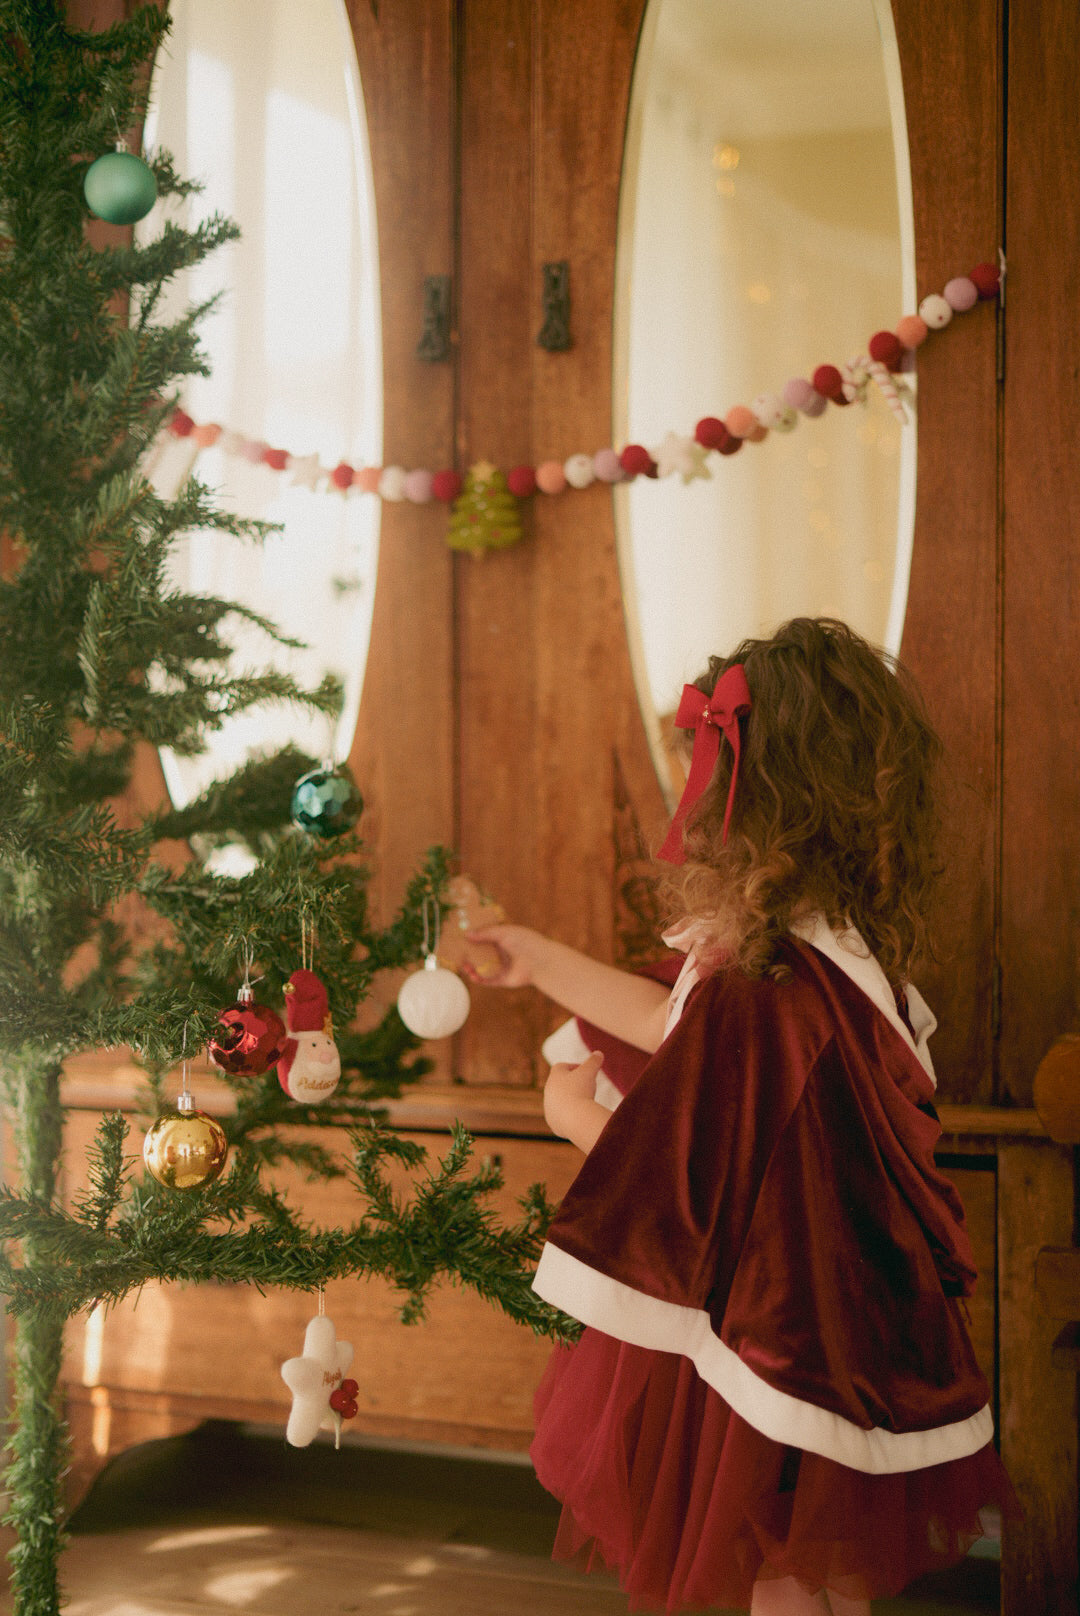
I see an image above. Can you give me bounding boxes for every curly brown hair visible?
[666,617,943,989]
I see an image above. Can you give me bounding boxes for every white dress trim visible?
[533,1243,993,1475]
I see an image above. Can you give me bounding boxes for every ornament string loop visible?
[421,895,440,960]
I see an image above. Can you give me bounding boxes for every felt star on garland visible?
[654,431,710,483]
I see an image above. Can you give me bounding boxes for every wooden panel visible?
[938,1163,996,1411]
[1000,0,1080,1104]
[343,1,456,962]
[892,0,1002,1101]
[997,1141,1078,1614]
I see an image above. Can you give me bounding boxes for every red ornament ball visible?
[969,261,1000,299]
[619,444,657,478]
[262,447,288,471]
[329,462,354,490]
[208,990,287,1078]
[716,432,743,457]
[507,464,537,497]
[868,330,903,370]
[169,408,195,437]
[694,416,729,450]
[811,364,845,401]
[431,469,463,502]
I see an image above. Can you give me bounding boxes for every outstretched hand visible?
[463,923,544,987]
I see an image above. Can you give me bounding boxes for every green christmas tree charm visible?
[447,461,523,556]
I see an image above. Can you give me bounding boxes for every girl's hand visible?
[543,1050,606,1147]
[463,923,545,987]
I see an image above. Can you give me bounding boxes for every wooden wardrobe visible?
[45,3,1080,1611]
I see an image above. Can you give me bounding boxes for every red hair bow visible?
[658,663,752,863]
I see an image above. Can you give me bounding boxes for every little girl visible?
[470,618,1017,1615]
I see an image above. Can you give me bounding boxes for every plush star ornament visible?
[654,431,711,483]
[287,452,324,490]
[280,1314,355,1448]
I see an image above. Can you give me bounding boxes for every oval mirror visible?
[614,0,915,803]
[140,0,381,847]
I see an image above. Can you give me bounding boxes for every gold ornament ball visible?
[143,1107,228,1190]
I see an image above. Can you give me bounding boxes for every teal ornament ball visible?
[291,766,361,837]
[83,150,158,225]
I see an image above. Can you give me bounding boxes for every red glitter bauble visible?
[208,990,287,1077]
[431,469,463,502]
[507,464,537,497]
[868,330,903,370]
[811,365,845,401]
[619,444,657,478]
[694,416,729,450]
[969,261,1000,299]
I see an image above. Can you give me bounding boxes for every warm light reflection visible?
[147,1525,273,1552]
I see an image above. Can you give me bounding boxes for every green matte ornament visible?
[291,764,361,837]
[83,149,158,225]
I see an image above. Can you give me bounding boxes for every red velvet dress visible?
[531,932,1018,1611]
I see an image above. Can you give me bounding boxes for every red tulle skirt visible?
[530,1328,1019,1612]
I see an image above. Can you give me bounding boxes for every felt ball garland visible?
[155,257,1001,528]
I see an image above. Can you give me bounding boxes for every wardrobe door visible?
[893,0,1003,1102]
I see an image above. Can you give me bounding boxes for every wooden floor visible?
[2,1423,1001,1615]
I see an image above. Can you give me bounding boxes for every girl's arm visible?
[544,1051,609,1153]
[467,924,670,1052]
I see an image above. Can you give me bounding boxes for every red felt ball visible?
[694,416,729,450]
[969,261,1000,299]
[868,330,904,370]
[169,408,195,437]
[811,365,845,401]
[716,433,743,457]
[507,464,537,497]
[330,462,354,490]
[619,444,657,478]
[262,447,288,471]
[431,469,463,502]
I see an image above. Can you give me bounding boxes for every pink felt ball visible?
[430,469,462,502]
[507,464,537,497]
[262,446,288,471]
[619,444,657,478]
[592,448,623,482]
[354,466,382,493]
[969,261,1000,299]
[724,405,758,439]
[918,293,952,330]
[241,438,269,464]
[782,378,815,412]
[535,459,566,494]
[944,276,979,312]
[868,330,904,370]
[191,421,221,448]
[811,365,845,402]
[169,408,195,437]
[403,468,434,503]
[694,416,728,450]
[329,461,354,489]
[895,315,929,349]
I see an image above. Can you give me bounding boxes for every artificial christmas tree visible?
[0,9,569,1613]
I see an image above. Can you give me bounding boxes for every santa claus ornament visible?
[277,968,341,1103]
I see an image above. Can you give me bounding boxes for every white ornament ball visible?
[563,452,596,489]
[378,465,407,501]
[918,293,953,330]
[397,957,471,1039]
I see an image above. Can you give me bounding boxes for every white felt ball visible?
[563,453,596,489]
[397,957,470,1039]
[918,293,952,330]
[750,392,787,429]
[378,465,407,501]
